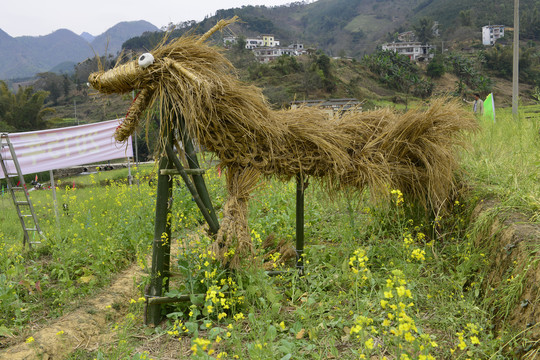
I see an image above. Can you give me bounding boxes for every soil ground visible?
[0,263,146,360]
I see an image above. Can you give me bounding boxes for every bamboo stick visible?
[160,168,205,176]
[147,294,191,305]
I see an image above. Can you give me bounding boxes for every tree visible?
[62,75,71,98]
[0,81,54,131]
[35,72,65,105]
[313,52,336,92]
[459,10,473,27]
[522,6,540,40]
[426,54,446,78]
[413,17,435,45]
[74,56,116,87]
[233,35,248,54]
[271,55,302,75]
[482,45,513,78]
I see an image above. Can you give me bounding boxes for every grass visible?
[0,166,157,333]
[1,106,539,359]
[344,14,390,34]
[460,107,540,218]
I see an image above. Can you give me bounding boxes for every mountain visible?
[80,32,95,43]
[90,21,159,56]
[0,20,159,80]
[0,28,15,45]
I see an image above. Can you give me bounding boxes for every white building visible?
[482,25,505,46]
[224,34,306,63]
[223,35,280,49]
[253,43,306,63]
[245,38,264,49]
[381,42,435,61]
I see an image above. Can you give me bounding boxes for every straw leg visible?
[146,153,173,326]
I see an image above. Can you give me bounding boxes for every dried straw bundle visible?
[88,18,477,266]
[211,166,261,268]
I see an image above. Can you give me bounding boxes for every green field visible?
[0,106,539,359]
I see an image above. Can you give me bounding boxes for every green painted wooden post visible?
[146,144,173,326]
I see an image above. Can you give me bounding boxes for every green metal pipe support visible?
[164,144,219,235]
[296,175,306,274]
[177,119,219,232]
[146,152,173,326]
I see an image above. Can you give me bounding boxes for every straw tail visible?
[350,98,477,210]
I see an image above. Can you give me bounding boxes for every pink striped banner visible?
[1,120,133,178]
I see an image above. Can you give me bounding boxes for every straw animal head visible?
[88,17,241,143]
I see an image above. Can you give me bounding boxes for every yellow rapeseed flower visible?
[218,312,227,320]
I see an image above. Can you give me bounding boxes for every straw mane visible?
[89,18,477,267]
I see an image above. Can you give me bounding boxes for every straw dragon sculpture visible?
[89,18,476,266]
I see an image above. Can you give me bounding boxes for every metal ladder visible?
[0,133,44,249]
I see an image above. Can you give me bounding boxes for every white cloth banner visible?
[1,119,133,179]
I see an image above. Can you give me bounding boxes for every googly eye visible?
[138,53,154,69]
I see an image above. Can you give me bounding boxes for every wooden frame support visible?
[146,117,221,325]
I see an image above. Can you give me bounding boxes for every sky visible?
[1,0,300,37]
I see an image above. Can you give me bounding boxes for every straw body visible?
[89,19,477,266]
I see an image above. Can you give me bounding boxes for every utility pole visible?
[512,0,520,119]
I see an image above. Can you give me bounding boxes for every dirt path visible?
[0,263,146,360]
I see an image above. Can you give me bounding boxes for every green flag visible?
[483,93,496,122]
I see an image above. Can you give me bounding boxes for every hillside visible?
[0,21,158,80]
[125,0,539,57]
[3,0,540,80]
